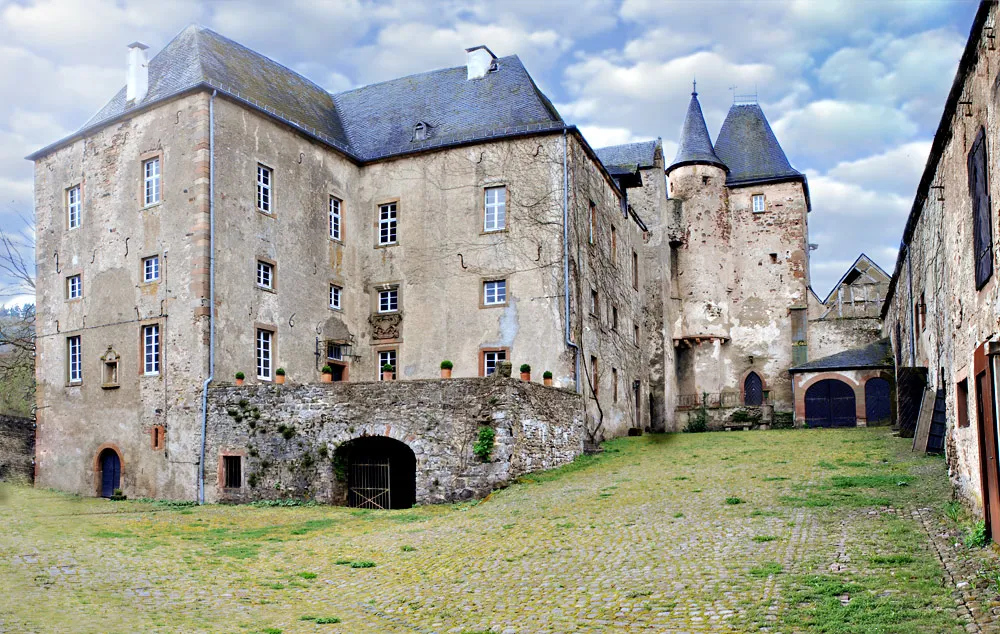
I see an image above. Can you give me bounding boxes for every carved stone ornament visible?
[369,312,402,340]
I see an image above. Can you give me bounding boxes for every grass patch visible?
[965,520,988,549]
[817,460,839,470]
[752,535,777,543]
[215,545,259,559]
[762,476,789,482]
[868,554,914,565]
[725,497,744,505]
[830,475,913,488]
[301,615,341,624]
[749,562,782,577]
[349,561,376,568]
[401,545,416,552]
[296,571,317,579]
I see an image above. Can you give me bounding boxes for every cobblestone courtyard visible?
[1,428,994,633]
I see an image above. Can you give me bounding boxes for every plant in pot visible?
[275,367,286,385]
[440,360,453,379]
[543,370,553,387]
[382,363,395,381]
[234,371,245,386]
[519,363,531,381]
[321,365,333,383]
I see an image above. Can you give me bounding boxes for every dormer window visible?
[412,122,432,142]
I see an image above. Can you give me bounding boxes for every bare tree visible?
[0,214,35,417]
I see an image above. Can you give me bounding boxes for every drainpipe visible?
[563,129,580,392]
[198,90,217,504]
[905,245,915,368]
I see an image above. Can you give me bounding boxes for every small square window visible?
[67,275,82,300]
[257,165,272,213]
[484,186,506,232]
[144,158,161,207]
[330,196,342,241]
[256,260,274,290]
[378,349,397,380]
[483,280,506,306]
[329,284,342,310]
[752,194,765,213]
[67,185,81,229]
[483,349,506,376]
[143,256,160,283]
[378,289,398,313]
[223,455,242,489]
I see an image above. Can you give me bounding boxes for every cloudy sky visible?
[0,0,979,300]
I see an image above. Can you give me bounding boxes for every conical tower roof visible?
[714,102,802,186]
[666,85,727,175]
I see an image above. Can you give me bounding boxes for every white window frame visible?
[378,202,397,246]
[256,260,273,290]
[484,186,506,232]
[67,335,82,384]
[329,284,342,310]
[378,289,398,313]
[329,196,342,241]
[484,350,506,376]
[143,157,161,207]
[483,280,506,306]
[67,275,82,300]
[752,194,765,213]
[378,349,396,381]
[327,342,343,361]
[143,324,160,376]
[256,328,273,380]
[67,185,81,229]
[143,256,160,283]
[257,164,272,214]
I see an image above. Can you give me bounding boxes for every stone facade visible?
[205,377,584,505]
[0,415,34,483]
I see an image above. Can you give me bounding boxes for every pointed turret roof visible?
[666,85,727,175]
[714,102,802,186]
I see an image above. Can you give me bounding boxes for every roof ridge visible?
[333,53,521,98]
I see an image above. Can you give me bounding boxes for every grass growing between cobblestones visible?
[0,428,966,633]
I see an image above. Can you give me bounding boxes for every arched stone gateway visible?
[335,436,416,510]
[805,379,857,428]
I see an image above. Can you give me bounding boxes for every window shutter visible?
[969,127,994,289]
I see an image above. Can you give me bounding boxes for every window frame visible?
[256,326,275,381]
[612,367,618,403]
[590,355,598,397]
[482,279,508,308]
[483,185,507,233]
[590,288,599,318]
[142,323,161,376]
[257,164,273,215]
[632,250,639,290]
[221,454,243,489]
[377,201,399,247]
[377,348,398,381]
[143,156,161,208]
[378,288,399,314]
[329,196,343,242]
[957,376,970,428]
[969,126,994,290]
[66,274,82,300]
[588,200,597,245]
[480,347,509,377]
[67,335,82,385]
[752,193,765,213]
[256,258,276,291]
[142,255,160,284]
[329,283,343,310]
[67,184,82,230]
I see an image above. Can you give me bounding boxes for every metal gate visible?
[744,372,763,406]
[348,457,391,509]
[805,379,856,427]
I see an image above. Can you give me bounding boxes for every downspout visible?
[198,90,217,504]
[563,129,580,392]
[905,245,915,367]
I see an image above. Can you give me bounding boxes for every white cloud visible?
[826,141,932,197]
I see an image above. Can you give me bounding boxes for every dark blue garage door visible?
[864,378,891,425]
[805,379,857,428]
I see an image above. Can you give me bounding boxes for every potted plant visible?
[275,367,286,385]
[440,360,453,379]
[519,363,531,381]
[543,370,553,387]
[382,363,395,381]
[235,371,245,387]
[321,365,333,383]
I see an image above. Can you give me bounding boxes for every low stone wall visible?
[0,415,34,483]
[675,405,782,432]
[204,377,584,505]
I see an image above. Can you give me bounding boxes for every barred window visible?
[223,455,242,488]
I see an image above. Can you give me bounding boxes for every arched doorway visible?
[865,377,892,425]
[336,437,416,509]
[98,449,121,498]
[805,379,857,428]
[744,372,763,406]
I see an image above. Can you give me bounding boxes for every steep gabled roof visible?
[666,90,727,175]
[821,253,891,304]
[714,103,802,186]
[789,339,893,373]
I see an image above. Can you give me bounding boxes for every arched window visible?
[744,372,763,406]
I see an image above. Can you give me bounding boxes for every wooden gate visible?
[805,379,856,427]
[99,450,120,498]
[348,457,391,509]
[864,377,891,424]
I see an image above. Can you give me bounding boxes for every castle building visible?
[28,25,876,503]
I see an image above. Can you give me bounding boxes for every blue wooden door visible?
[100,450,120,498]
[865,378,891,424]
[805,379,857,428]
[744,372,763,406]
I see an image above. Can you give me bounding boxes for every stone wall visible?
[0,415,34,483]
[204,377,584,505]
[808,318,883,362]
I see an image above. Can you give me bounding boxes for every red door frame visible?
[974,343,1000,540]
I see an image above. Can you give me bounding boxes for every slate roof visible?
[32,24,565,163]
[789,339,893,373]
[666,91,726,174]
[714,103,802,186]
[594,140,660,176]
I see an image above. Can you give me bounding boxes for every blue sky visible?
[0,0,980,301]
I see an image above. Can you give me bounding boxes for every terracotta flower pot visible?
[235,378,244,386]
[321,373,333,383]
[382,371,394,381]
[520,371,530,381]
[275,374,286,385]
[441,368,452,379]
[543,377,552,387]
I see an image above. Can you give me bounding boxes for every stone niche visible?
[205,377,584,506]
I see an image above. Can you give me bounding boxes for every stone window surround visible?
[590,287,599,318]
[255,323,277,382]
[66,333,83,386]
[218,450,246,490]
[375,346,398,380]
[66,181,83,230]
[480,277,508,308]
[479,347,510,377]
[256,256,277,292]
[256,162,274,215]
[752,193,765,213]
[64,270,83,302]
[138,150,163,210]
[150,425,166,450]
[480,184,509,234]
[375,199,400,248]
[138,317,164,377]
[373,282,401,315]
[140,253,161,284]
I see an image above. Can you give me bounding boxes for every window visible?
[223,455,242,489]
[483,280,506,306]
[151,426,165,450]
[611,225,617,262]
[329,196,342,241]
[484,186,506,232]
[378,202,398,245]
[143,157,161,206]
[634,323,640,346]
[591,289,599,316]
[143,256,160,283]
[143,324,160,375]
[327,342,344,361]
[67,335,82,384]
[590,355,598,397]
[612,368,618,403]
[378,288,398,313]
[483,349,506,376]
[67,185,81,229]
[329,284,342,310]
[957,378,970,428]
[256,260,273,290]
[256,328,273,380]
[66,275,82,300]
[969,127,993,289]
[589,201,596,244]
[378,349,397,381]
[257,164,272,213]
[752,194,765,213]
[632,251,639,290]
[611,305,618,331]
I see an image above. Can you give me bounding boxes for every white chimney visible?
[126,41,150,103]
[466,45,497,80]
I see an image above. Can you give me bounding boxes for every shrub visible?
[473,426,496,461]
[275,367,286,376]
[235,371,245,380]
[945,500,962,522]
[440,360,453,370]
[725,497,744,505]
[684,393,709,433]
[382,363,395,373]
[965,520,988,549]
[321,365,332,374]
[543,370,552,379]
[519,363,531,373]
[772,411,794,429]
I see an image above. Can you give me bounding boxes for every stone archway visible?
[334,436,416,509]
[93,444,124,498]
[805,379,857,428]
